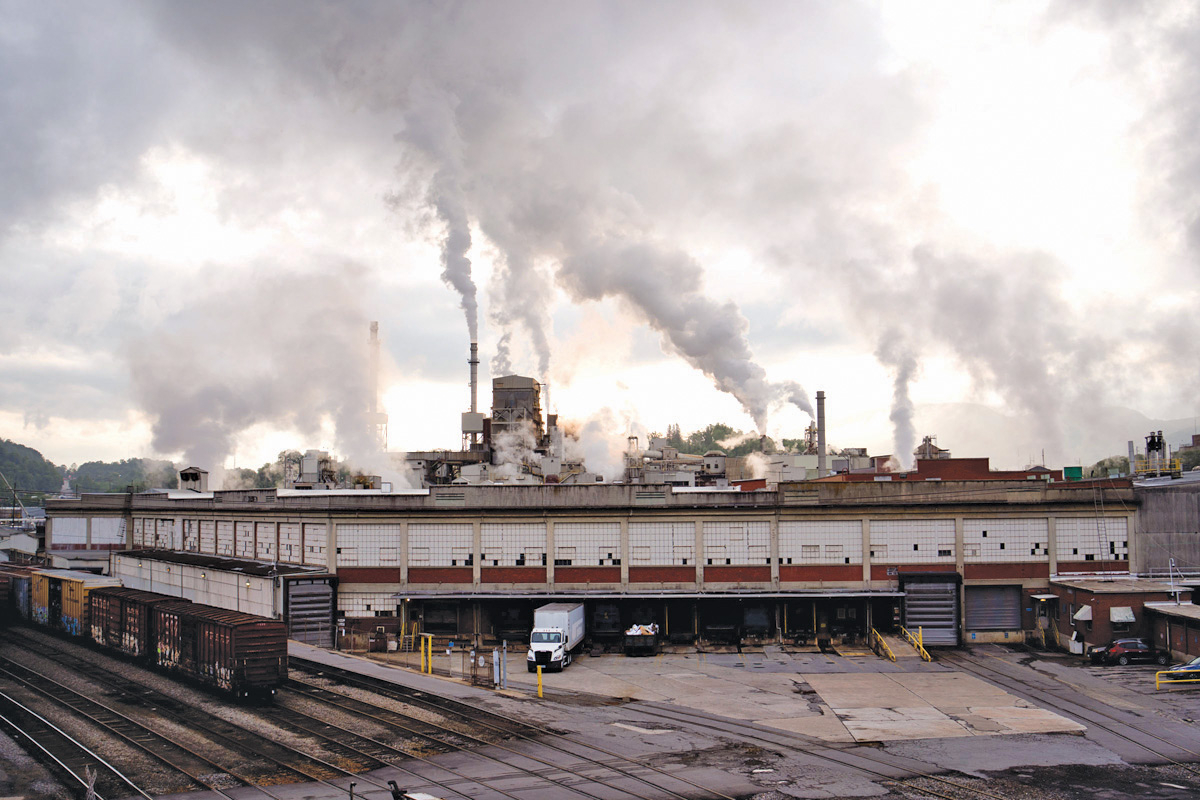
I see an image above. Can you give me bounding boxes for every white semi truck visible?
[527,602,586,671]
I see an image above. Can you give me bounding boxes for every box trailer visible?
[527,602,585,672]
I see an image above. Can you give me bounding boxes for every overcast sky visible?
[3,1,1199,476]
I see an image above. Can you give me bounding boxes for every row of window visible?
[126,516,1131,568]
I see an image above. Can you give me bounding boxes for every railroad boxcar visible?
[32,569,121,636]
[89,586,189,658]
[11,572,32,622]
[0,565,33,624]
[153,602,288,699]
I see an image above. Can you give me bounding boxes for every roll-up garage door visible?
[965,585,1021,631]
[903,581,959,646]
[286,578,335,647]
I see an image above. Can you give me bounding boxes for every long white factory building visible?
[45,474,1142,650]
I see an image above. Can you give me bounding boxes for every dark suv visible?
[1087,638,1169,666]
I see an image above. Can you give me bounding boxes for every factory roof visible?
[1144,602,1200,622]
[114,549,331,578]
[814,457,1068,483]
[1050,576,1183,594]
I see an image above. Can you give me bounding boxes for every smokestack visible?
[368,321,387,451]
[469,341,479,414]
[369,322,379,415]
[817,390,827,478]
[1128,440,1135,475]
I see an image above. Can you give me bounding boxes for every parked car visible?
[1087,638,1169,666]
[1159,655,1200,680]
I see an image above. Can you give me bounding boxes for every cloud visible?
[4,1,1200,470]
[125,261,377,468]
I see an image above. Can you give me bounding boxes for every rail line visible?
[0,689,155,800]
[0,653,262,797]
[9,630,729,799]
[939,650,1200,778]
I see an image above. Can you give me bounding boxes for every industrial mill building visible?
[45,474,1139,651]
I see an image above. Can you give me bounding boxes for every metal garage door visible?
[903,581,959,646]
[965,585,1021,631]
[286,578,335,647]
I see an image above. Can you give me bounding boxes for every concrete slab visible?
[797,672,1083,742]
[835,705,970,741]
[802,673,926,708]
[969,705,1087,734]
[756,713,857,743]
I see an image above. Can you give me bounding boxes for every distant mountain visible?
[0,438,63,496]
[71,458,178,493]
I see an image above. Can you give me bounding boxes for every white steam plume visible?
[559,239,808,433]
[875,332,917,469]
[399,83,479,342]
[127,264,377,471]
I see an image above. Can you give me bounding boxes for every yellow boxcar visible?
[32,569,122,636]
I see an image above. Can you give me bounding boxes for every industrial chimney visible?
[816,390,827,478]
[469,341,479,413]
[367,322,387,451]
[461,341,484,449]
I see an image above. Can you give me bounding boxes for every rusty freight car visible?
[153,602,288,700]
[89,586,189,658]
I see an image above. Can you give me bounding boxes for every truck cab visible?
[528,628,569,671]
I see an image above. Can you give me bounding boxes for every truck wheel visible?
[527,664,536,673]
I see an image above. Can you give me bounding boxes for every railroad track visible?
[0,653,263,790]
[0,689,155,800]
[9,630,727,799]
[290,656,1018,800]
[939,650,1200,779]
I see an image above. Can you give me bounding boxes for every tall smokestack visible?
[369,322,379,416]
[816,390,827,478]
[469,341,479,414]
[368,321,387,451]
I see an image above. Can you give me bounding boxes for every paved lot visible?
[312,641,1200,799]
[496,644,1084,743]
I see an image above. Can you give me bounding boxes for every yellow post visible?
[918,627,924,650]
[537,665,543,698]
[784,603,789,637]
[427,635,433,674]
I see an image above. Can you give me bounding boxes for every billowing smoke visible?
[561,409,636,481]
[487,247,553,380]
[398,83,479,343]
[558,239,808,433]
[744,450,771,480]
[13,3,1200,473]
[717,431,759,450]
[875,333,917,469]
[490,420,538,478]
[126,264,377,471]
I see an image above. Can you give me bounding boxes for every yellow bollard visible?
[537,665,543,698]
